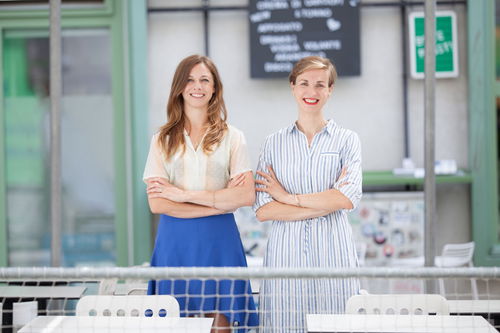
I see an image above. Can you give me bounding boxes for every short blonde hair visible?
[288,56,337,87]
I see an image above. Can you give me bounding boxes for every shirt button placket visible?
[304,220,311,258]
[304,143,313,259]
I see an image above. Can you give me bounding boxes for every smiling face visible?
[181,63,215,110]
[291,68,333,112]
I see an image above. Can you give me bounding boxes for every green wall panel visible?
[468,0,499,266]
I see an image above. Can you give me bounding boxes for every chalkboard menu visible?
[249,0,360,78]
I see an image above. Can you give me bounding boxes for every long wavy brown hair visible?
[157,55,228,160]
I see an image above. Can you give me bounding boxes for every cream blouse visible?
[143,125,251,191]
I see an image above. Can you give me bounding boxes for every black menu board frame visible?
[249,0,361,78]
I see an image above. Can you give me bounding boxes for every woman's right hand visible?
[146,177,189,202]
[256,165,294,205]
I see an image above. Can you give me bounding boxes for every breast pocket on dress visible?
[319,152,341,187]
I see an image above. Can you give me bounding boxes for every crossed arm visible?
[254,166,353,222]
[145,171,255,218]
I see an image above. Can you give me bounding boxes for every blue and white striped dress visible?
[253,120,362,332]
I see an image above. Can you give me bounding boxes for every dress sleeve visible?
[253,136,274,212]
[143,134,170,183]
[229,128,252,178]
[336,131,362,211]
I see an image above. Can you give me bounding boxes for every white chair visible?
[13,301,38,331]
[434,241,478,300]
[345,294,450,315]
[76,295,180,317]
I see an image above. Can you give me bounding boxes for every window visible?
[3,29,116,266]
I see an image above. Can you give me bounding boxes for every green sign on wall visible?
[409,11,458,79]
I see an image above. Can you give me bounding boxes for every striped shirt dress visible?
[253,120,362,332]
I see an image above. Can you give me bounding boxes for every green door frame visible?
[124,0,151,265]
[0,0,151,267]
[468,0,500,265]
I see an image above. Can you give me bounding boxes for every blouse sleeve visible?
[229,127,252,178]
[335,131,362,211]
[143,134,170,183]
[253,136,274,212]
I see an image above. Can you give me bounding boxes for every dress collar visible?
[287,119,336,135]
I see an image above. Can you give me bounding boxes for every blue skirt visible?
[148,213,258,331]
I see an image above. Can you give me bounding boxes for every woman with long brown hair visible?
[143,55,258,332]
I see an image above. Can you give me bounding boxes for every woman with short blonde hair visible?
[288,56,337,87]
[254,56,362,332]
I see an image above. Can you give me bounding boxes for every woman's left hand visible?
[256,166,292,204]
[227,172,246,188]
[146,177,188,202]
